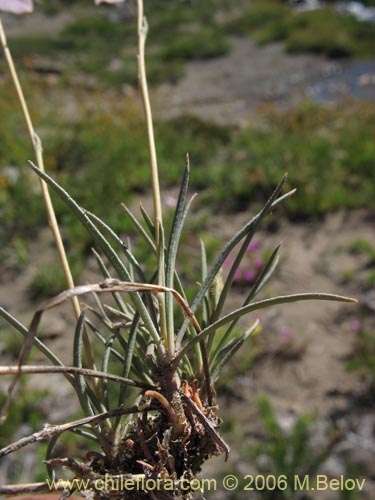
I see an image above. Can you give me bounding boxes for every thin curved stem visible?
[136,0,162,246]
[0,17,95,373]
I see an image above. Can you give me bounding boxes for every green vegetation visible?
[349,238,375,262]
[6,0,375,91]
[220,396,340,500]
[160,27,230,61]
[7,0,232,88]
[0,385,47,448]
[225,0,291,44]
[223,102,375,217]
[0,381,49,484]
[2,121,354,495]
[347,321,375,394]
[285,8,375,58]
[29,260,83,300]
[225,0,375,58]
[1,96,374,264]
[250,396,339,499]
[348,238,375,287]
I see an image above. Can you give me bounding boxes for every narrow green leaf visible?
[121,203,156,252]
[124,315,141,378]
[85,319,125,362]
[176,180,294,345]
[28,162,161,351]
[85,304,130,359]
[73,311,95,417]
[200,239,208,285]
[92,291,110,322]
[116,313,141,422]
[166,158,190,340]
[92,248,130,316]
[103,305,133,323]
[122,204,188,307]
[86,316,153,387]
[139,203,155,238]
[86,210,145,282]
[166,157,190,286]
[85,324,151,386]
[212,177,287,323]
[212,245,281,360]
[211,320,259,382]
[175,293,356,365]
[0,308,66,371]
[246,244,281,303]
[88,212,159,330]
[102,335,115,410]
[178,352,194,379]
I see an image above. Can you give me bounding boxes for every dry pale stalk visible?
[0,16,97,406]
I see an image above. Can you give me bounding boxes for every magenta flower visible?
[247,241,260,252]
[0,0,33,13]
[254,258,263,270]
[233,269,242,282]
[243,269,255,282]
[351,320,362,331]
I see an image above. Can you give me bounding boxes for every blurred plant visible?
[159,27,230,61]
[224,0,375,58]
[223,101,375,217]
[29,259,83,300]
[339,238,375,289]
[0,1,356,499]
[1,97,374,252]
[0,383,47,449]
[346,319,375,394]
[249,396,341,499]
[224,240,265,286]
[349,239,375,262]
[0,382,49,486]
[0,2,82,322]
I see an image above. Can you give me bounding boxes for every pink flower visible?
[233,269,242,282]
[254,258,263,270]
[247,241,260,252]
[0,0,33,13]
[165,196,177,208]
[243,269,255,282]
[351,320,362,331]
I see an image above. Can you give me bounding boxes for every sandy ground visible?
[155,37,341,125]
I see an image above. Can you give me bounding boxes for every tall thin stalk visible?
[136,0,162,247]
[136,0,172,356]
[0,17,95,370]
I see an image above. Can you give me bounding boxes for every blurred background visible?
[0,1,374,498]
